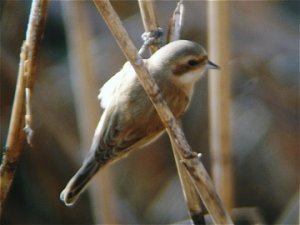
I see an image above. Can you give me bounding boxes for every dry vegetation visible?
[0,1,299,224]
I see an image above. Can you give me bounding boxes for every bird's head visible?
[148,40,219,86]
[147,40,219,96]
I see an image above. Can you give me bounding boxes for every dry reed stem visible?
[138,0,159,54]
[0,0,48,211]
[207,0,234,210]
[92,0,233,224]
[167,0,184,43]
[171,140,205,224]
[167,1,205,223]
[61,1,120,223]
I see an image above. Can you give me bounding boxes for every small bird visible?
[60,40,219,206]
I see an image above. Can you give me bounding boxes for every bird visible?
[60,40,219,206]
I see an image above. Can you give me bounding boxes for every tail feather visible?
[60,155,100,206]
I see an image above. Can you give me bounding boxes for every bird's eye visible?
[187,59,200,66]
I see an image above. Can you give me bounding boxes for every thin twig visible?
[0,0,48,211]
[167,0,184,43]
[61,1,120,223]
[92,1,233,224]
[138,0,160,54]
[207,1,234,210]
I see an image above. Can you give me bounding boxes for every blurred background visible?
[0,0,299,224]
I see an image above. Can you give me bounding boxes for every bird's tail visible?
[60,154,100,206]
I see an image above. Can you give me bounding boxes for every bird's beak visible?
[206,61,220,70]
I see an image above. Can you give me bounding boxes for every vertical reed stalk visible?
[171,140,205,224]
[138,0,159,54]
[0,0,48,211]
[167,0,184,43]
[168,1,205,223]
[207,0,234,210]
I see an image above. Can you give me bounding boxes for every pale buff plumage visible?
[60,40,219,206]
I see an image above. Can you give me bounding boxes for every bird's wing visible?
[94,97,164,163]
[95,105,158,162]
